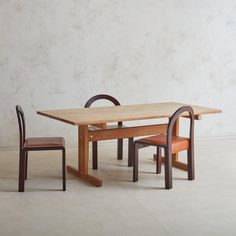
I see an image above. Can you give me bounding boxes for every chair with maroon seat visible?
[133,106,194,189]
[84,94,134,169]
[16,105,66,192]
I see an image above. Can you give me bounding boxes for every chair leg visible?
[133,143,139,182]
[117,139,123,160]
[156,147,161,174]
[92,141,98,169]
[164,148,172,189]
[18,150,26,192]
[25,151,28,180]
[187,147,195,180]
[128,137,134,167]
[62,148,66,191]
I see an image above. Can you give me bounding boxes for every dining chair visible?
[84,94,134,169]
[133,106,194,189]
[16,105,66,192]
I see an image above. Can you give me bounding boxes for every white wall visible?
[0,0,235,147]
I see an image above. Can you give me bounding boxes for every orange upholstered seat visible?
[138,135,189,154]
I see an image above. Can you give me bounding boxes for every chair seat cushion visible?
[138,135,189,153]
[24,137,65,150]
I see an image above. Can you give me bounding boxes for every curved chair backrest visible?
[84,94,122,126]
[84,94,120,108]
[167,106,194,149]
[16,105,26,150]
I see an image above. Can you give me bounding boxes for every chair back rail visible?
[167,106,194,153]
[16,105,26,150]
[84,94,122,126]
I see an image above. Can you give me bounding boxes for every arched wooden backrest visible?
[167,106,194,150]
[16,105,26,150]
[84,94,122,126]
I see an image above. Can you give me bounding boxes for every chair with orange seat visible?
[133,106,194,189]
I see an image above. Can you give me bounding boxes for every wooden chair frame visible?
[16,105,66,192]
[84,94,134,169]
[133,106,194,189]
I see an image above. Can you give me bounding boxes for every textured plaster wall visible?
[0,0,235,147]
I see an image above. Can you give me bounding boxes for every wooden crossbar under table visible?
[37,102,221,187]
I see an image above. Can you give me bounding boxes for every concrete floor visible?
[0,138,236,236]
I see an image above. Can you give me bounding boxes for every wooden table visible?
[37,102,221,187]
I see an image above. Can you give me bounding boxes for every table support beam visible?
[68,124,168,187]
[88,124,168,142]
[67,125,103,187]
[67,166,102,187]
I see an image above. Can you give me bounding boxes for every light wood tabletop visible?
[37,102,221,125]
[37,102,221,187]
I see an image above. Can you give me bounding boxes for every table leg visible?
[67,125,102,187]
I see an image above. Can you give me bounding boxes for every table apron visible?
[88,124,168,141]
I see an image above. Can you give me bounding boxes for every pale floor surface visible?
[0,139,236,236]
